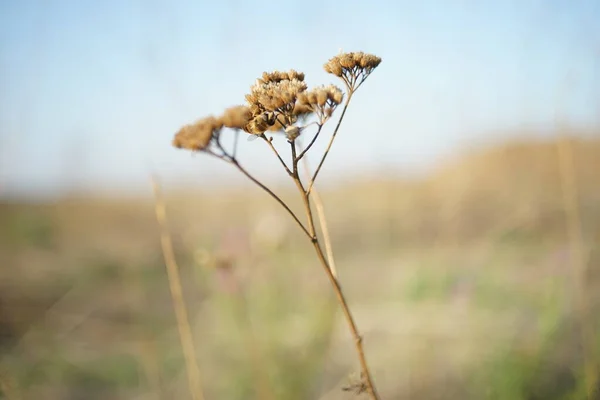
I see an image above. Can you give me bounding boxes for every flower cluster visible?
[220,105,252,129]
[172,51,381,152]
[324,51,381,90]
[256,70,305,85]
[243,70,308,135]
[172,116,223,151]
[297,84,344,122]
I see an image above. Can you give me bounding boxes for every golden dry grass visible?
[0,133,599,399]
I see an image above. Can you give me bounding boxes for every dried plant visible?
[555,136,598,398]
[151,176,205,400]
[171,51,382,399]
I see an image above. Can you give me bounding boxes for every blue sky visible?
[0,0,599,198]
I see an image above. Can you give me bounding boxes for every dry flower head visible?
[220,105,252,130]
[172,53,380,150]
[172,116,223,151]
[297,84,344,121]
[245,79,308,113]
[257,69,305,84]
[324,51,381,89]
[240,70,311,135]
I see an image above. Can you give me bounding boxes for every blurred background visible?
[1,0,599,399]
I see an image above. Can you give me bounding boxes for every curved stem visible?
[262,135,293,176]
[203,148,310,238]
[307,93,353,195]
[295,124,323,163]
[229,158,311,238]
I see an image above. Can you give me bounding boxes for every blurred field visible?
[1,134,599,399]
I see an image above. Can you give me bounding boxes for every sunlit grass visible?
[1,136,599,399]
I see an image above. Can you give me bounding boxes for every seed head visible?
[324,51,381,89]
[292,102,313,118]
[298,85,343,107]
[246,78,307,113]
[324,61,343,77]
[258,69,305,84]
[324,51,381,74]
[243,71,309,137]
[297,85,344,121]
[172,116,223,151]
[221,105,252,129]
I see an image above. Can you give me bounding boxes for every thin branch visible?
[224,157,311,238]
[296,141,338,278]
[306,93,353,195]
[355,71,373,92]
[556,136,598,398]
[295,124,323,163]
[150,175,205,400]
[261,134,293,176]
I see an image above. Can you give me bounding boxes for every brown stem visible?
[290,140,299,177]
[262,134,293,176]
[295,124,323,163]
[290,165,380,399]
[151,175,206,400]
[296,140,338,277]
[310,238,380,400]
[206,148,311,238]
[228,158,311,238]
[556,136,597,397]
[307,92,353,195]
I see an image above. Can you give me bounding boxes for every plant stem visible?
[556,136,597,398]
[262,135,293,176]
[151,175,205,400]
[310,237,380,400]
[297,140,338,277]
[227,158,311,238]
[289,157,380,399]
[295,124,323,163]
[307,92,353,195]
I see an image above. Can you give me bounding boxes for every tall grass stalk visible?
[297,140,338,277]
[151,175,205,400]
[556,136,598,398]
